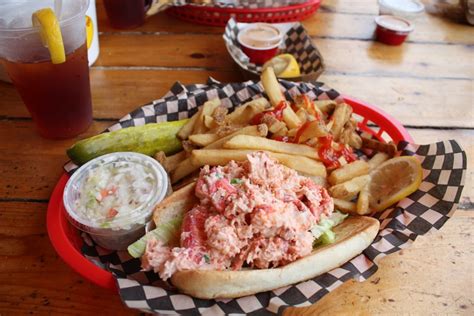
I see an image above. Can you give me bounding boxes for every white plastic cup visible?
[63,152,169,250]
[378,0,425,20]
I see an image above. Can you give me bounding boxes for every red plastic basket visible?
[46,96,413,292]
[166,0,321,27]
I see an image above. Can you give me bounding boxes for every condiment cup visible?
[237,23,283,65]
[63,152,168,250]
[378,0,425,20]
[375,15,414,45]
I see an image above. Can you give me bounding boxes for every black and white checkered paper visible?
[78,79,466,315]
[223,18,324,80]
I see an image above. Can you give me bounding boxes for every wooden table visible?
[0,0,472,314]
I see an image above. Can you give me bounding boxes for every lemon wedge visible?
[368,156,423,212]
[86,15,93,49]
[32,8,65,64]
[263,54,301,78]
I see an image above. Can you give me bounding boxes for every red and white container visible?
[237,23,283,65]
[375,15,414,46]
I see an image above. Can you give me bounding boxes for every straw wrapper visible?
[76,79,466,315]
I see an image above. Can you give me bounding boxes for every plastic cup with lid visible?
[375,15,414,45]
[378,0,425,20]
[63,152,169,250]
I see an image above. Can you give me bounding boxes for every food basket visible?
[47,95,412,292]
[166,0,321,26]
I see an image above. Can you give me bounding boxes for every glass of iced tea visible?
[0,0,92,139]
[103,0,152,29]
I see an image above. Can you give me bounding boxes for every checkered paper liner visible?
[76,78,466,315]
[223,18,324,79]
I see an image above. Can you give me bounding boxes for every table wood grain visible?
[0,0,472,314]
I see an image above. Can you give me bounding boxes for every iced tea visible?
[3,44,92,139]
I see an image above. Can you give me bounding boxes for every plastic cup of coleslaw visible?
[63,152,169,250]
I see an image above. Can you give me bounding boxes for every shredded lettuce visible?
[311,211,348,246]
[127,217,182,258]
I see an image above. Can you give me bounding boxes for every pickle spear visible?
[67,120,188,165]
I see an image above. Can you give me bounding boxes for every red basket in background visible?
[166,0,321,26]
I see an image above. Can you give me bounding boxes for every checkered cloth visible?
[78,79,466,315]
[223,18,324,77]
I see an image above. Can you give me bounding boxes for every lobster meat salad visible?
[142,152,337,280]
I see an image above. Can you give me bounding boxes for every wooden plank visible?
[94,34,235,69]
[303,12,474,45]
[285,210,474,315]
[0,202,133,315]
[93,34,473,79]
[0,69,241,119]
[0,121,471,202]
[95,4,474,46]
[2,70,472,128]
[319,74,474,128]
[315,38,474,80]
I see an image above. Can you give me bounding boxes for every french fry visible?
[271,152,326,177]
[314,100,337,113]
[282,105,302,129]
[295,95,323,119]
[333,198,357,214]
[192,149,326,177]
[261,67,285,106]
[182,140,197,154]
[349,132,363,149]
[328,160,370,185]
[272,125,288,137]
[362,136,397,157]
[266,119,287,134]
[213,125,240,137]
[294,120,329,143]
[330,103,352,141]
[298,173,328,188]
[356,184,370,215]
[192,149,250,166]
[203,115,218,130]
[205,124,268,149]
[223,135,319,160]
[225,98,268,125]
[368,152,390,170]
[212,106,228,125]
[261,67,301,129]
[288,127,299,137]
[295,108,309,123]
[153,151,167,166]
[329,175,370,201]
[339,119,357,146]
[192,99,220,134]
[188,133,221,147]
[164,151,187,173]
[177,112,199,140]
[170,157,200,183]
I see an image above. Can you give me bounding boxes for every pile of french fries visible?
[154,67,398,215]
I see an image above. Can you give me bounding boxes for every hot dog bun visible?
[152,182,197,227]
[152,184,379,299]
[171,216,379,299]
